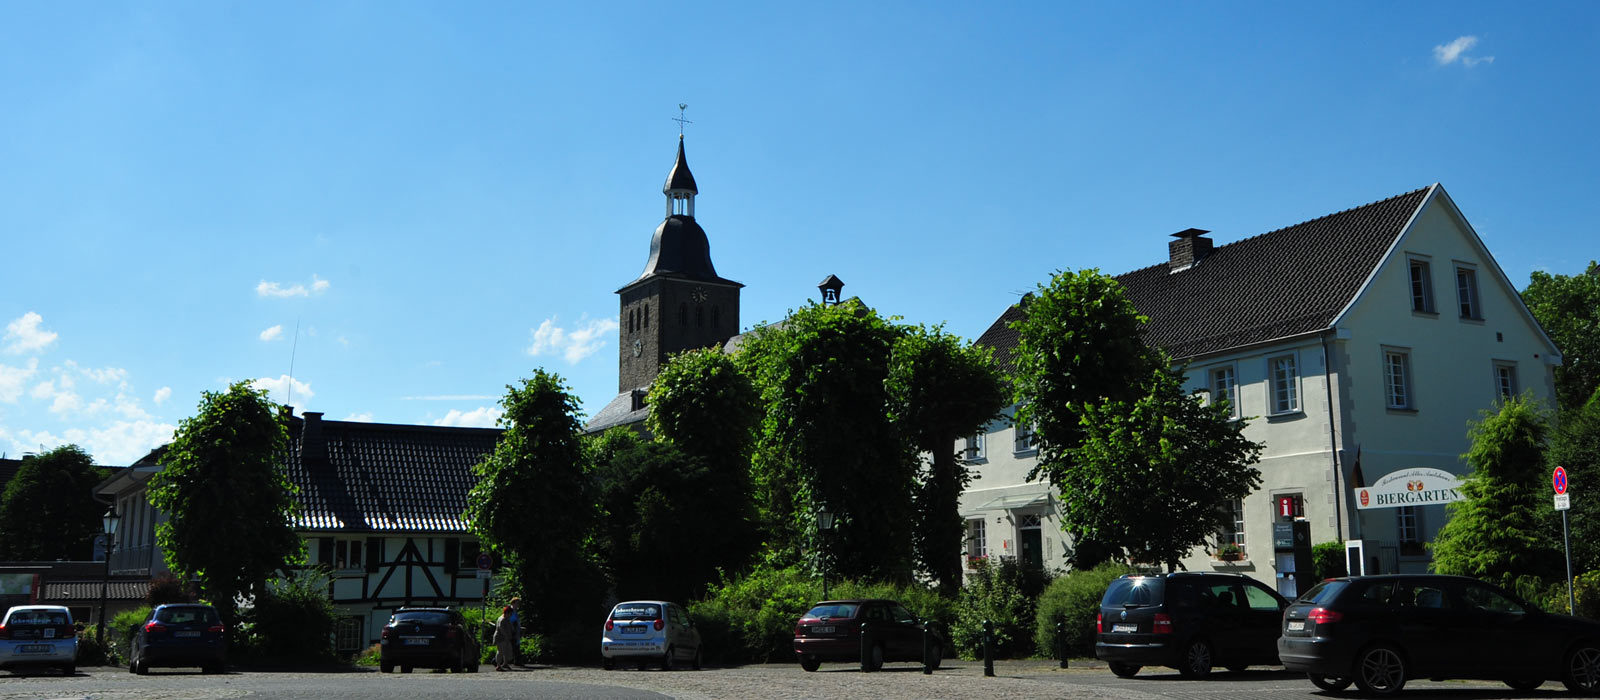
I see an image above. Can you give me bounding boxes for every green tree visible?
[0,445,108,560]
[463,370,602,640]
[146,382,303,627]
[1522,262,1600,412]
[1549,391,1600,573]
[1061,367,1262,570]
[735,300,917,582]
[886,324,1008,594]
[1429,395,1559,585]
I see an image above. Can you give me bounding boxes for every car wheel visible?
[401,665,413,674]
[1352,643,1406,696]
[661,646,674,671]
[381,661,393,673]
[1504,678,1542,690]
[603,657,615,670]
[1177,639,1213,679]
[800,654,821,672]
[866,643,885,673]
[1563,642,1600,694]
[133,660,149,676]
[62,664,74,675]
[1309,673,1353,691]
[926,643,942,671]
[692,646,702,671]
[1108,661,1141,678]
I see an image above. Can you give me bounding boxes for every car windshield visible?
[612,604,661,620]
[155,607,218,624]
[1102,578,1165,608]
[393,611,451,625]
[1298,580,1348,604]
[5,609,69,625]
[804,603,859,619]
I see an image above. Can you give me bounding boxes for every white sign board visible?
[1556,493,1572,511]
[476,569,491,580]
[1355,467,1464,510]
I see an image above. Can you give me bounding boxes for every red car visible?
[792,599,945,672]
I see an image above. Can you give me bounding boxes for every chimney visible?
[1168,228,1212,272]
[302,412,328,468]
[629,389,647,412]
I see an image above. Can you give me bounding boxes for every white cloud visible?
[4,312,58,354]
[433,406,503,428]
[10,420,177,465]
[343,412,375,422]
[66,360,128,387]
[1434,36,1493,66]
[0,359,37,402]
[256,275,331,298]
[527,315,619,363]
[251,374,315,407]
[153,386,172,405]
[260,325,284,342]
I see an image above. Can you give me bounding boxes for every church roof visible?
[585,391,651,434]
[622,215,743,290]
[976,185,1434,369]
[286,413,501,533]
[664,136,698,194]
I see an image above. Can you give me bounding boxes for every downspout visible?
[1321,331,1343,541]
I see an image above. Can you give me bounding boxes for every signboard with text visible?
[1355,467,1464,510]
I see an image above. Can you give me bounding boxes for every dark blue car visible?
[129,604,226,674]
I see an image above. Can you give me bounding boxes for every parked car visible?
[792,599,945,672]
[0,605,77,675]
[1095,571,1287,678]
[1280,573,1600,695]
[129,603,227,674]
[379,607,480,673]
[601,600,702,670]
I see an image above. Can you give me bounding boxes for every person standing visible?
[508,597,523,666]
[493,606,517,671]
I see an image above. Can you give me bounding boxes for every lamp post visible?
[97,507,121,643]
[817,504,835,600]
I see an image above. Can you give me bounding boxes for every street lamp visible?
[97,507,120,643]
[817,504,835,600]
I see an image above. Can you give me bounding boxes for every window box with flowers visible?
[966,555,989,570]
[1215,543,1245,562]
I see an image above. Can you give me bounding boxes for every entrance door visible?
[1018,514,1043,569]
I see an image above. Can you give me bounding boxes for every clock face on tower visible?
[691,286,708,303]
[632,338,643,357]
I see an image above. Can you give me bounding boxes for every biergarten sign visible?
[1355,467,1464,510]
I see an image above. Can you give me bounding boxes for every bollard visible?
[1056,620,1068,669]
[982,619,995,677]
[922,625,932,675]
[860,622,871,673]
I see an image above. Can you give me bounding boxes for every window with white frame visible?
[1384,348,1414,410]
[1210,365,1239,419]
[1013,420,1036,453]
[1397,506,1422,554]
[1219,497,1245,550]
[1409,257,1435,313]
[963,432,986,460]
[1455,265,1481,319]
[966,519,986,559]
[1495,361,1519,400]
[1268,353,1300,414]
[332,539,363,570]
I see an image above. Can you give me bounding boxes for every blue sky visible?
[3,2,1597,465]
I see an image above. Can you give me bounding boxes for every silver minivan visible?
[600,600,702,670]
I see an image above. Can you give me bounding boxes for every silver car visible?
[0,605,78,675]
[600,600,702,670]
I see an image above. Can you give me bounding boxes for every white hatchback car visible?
[600,600,702,670]
[0,605,78,675]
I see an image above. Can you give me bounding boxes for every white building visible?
[962,184,1561,592]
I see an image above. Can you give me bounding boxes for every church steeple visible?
[664,135,697,218]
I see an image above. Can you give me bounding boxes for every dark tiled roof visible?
[976,186,1434,366]
[41,580,149,602]
[584,391,650,434]
[286,415,501,533]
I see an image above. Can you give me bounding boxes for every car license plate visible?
[19,644,52,654]
[1287,621,1305,632]
[813,626,834,634]
[176,631,201,638]
[1112,624,1136,633]
[403,638,430,646]
[622,626,647,634]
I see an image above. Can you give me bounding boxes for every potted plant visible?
[1216,543,1245,562]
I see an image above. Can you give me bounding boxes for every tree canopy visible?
[0,445,108,561]
[146,382,302,624]
[1547,391,1600,573]
[1522,262,1600,412]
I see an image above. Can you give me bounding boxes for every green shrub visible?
[109,606,152,663]
[687,560,822,665]
[950,557,1050,660]
[239,571,339,665]
[1312,541,1347,580]
[76,632,113,666]
[1033,561,1135,659]
[354,643,381,666]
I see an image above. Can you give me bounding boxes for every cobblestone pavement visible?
[0,661,1564,700]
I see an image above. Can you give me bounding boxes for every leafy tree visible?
[1522,262,1600,412]
[1429,395,1559,585]
[1549,390,1600,573]
[463,370,603,640]
[735,300,917,582]
[1061,367,1262,570]
[886,325,1008,594]
[0,445,108,560]
[146,382,302,627]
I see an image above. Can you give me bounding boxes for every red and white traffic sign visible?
[1554,466,1569,495]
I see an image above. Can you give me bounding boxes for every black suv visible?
[1096,571,1287,678]
[379,607,480,674]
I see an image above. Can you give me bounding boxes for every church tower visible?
[615,135,743,393]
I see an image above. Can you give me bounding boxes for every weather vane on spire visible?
[673,103,692,136]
